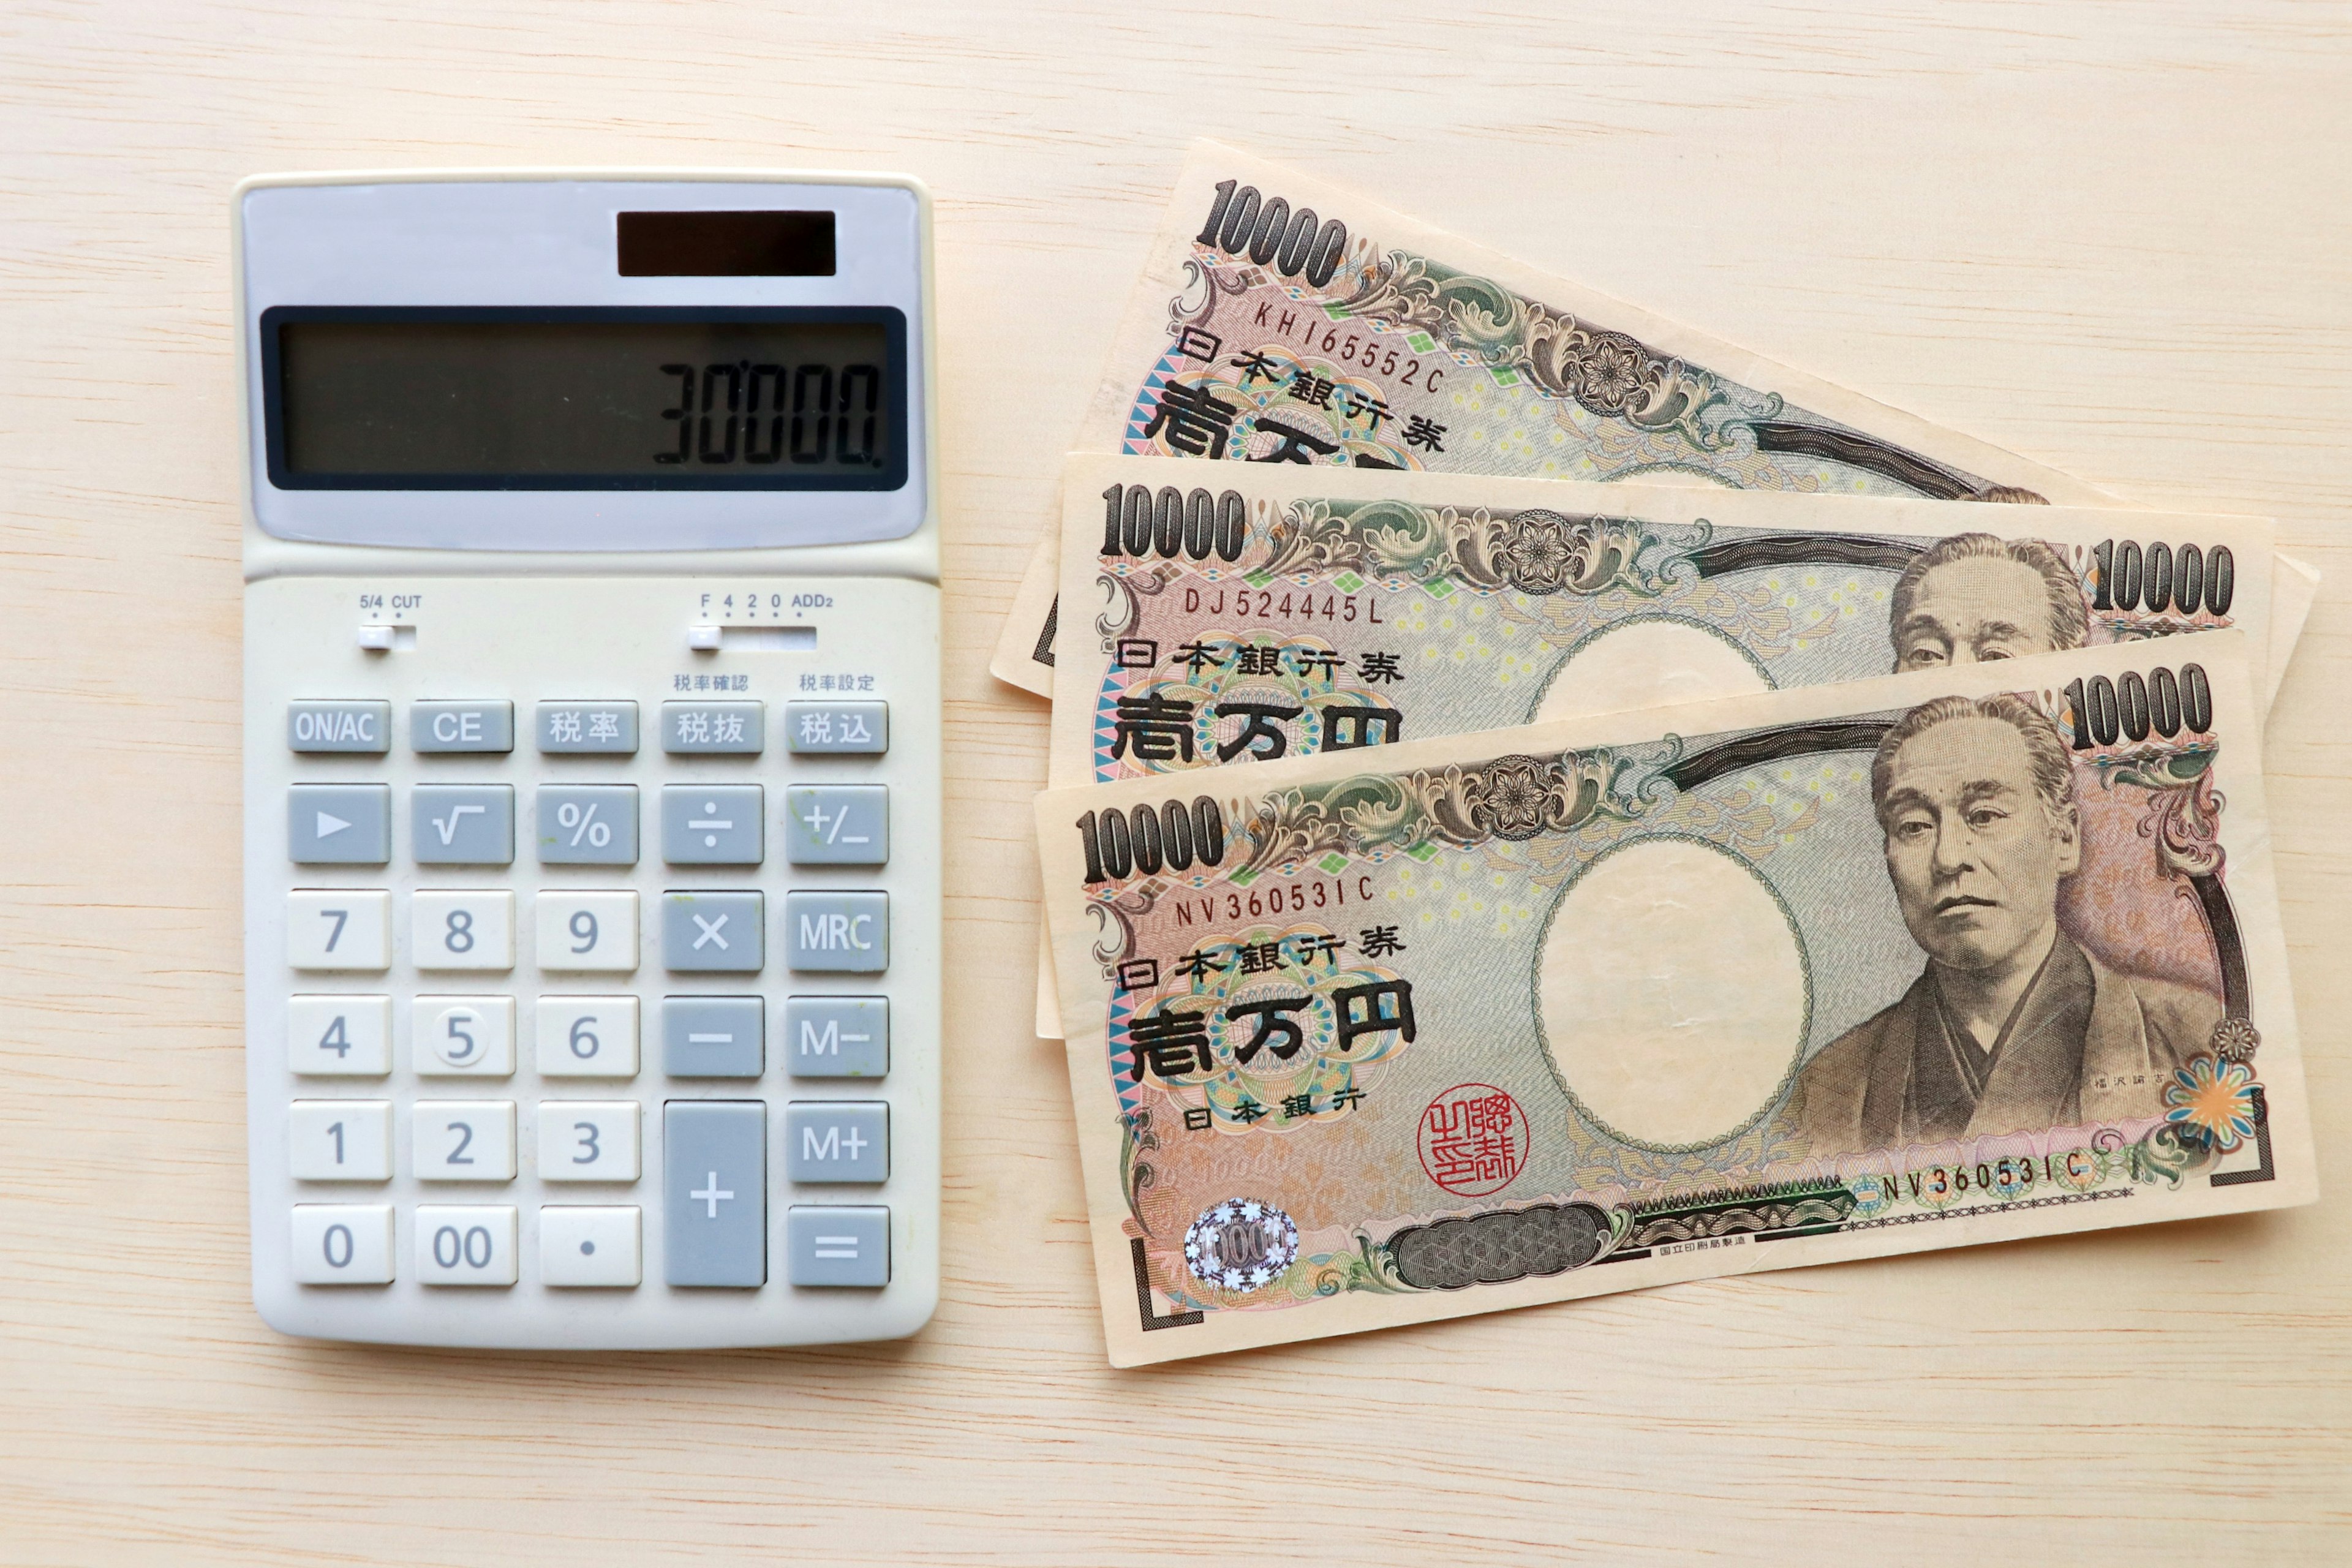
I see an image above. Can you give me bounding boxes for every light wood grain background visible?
[2,2,2347,1562]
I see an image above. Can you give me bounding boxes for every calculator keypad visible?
[253,576,935,1347]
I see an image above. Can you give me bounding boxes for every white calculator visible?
[236,172,940,1348]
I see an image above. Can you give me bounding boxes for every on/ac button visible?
[288,700,390,754]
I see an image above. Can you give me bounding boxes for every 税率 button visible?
[664,1101,766,1287]
[288,700,390,754]
[412,700,514,754]
[537,701,637,755]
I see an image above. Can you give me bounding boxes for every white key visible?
[535,889,639,973]
[287,889,390,971]
[415,1205,518,1286]
[290,1204,394,1284]
[287,995,390,1076]
[537,1101,639,1183]
[413,1100,517,1182]
[540,1205,641,1287]
[412,889,514,971]
[288,1099,391,1181]
[534,995,639,1079]
[412,995,516,1077]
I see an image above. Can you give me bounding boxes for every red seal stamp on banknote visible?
[1417,1083,1528,1196]
[1184,1199,1300,1294]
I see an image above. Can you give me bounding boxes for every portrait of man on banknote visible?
[1790,693,2221,1156]
[1888,532,2088,672]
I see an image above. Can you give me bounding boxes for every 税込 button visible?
[786,891,887,973]
[288,700,390,754]
[412,701,513,754]
[786,701,886,755]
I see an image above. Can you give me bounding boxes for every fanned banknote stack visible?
[1001,142,2320,1365]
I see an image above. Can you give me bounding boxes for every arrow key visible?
[288,784,390,865]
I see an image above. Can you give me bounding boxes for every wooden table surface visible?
[4,3,2347,1562]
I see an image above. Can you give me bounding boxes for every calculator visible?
[236,172,940,1348]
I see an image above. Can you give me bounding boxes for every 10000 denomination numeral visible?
[1076,798,1227,884]
[1195,179,1349,287]
[2063,663,2212,750]
[2089,539,2235,616]
[1100,484,1247,563]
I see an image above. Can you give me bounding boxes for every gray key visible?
[661,701,763,755]
[663,996,764,1078]
[411,700,514,753]
[412,785,514,865]
[785,701,887,755]
[537,701,638,755]
[785,997,889,1079]
[288,784,391,865]
[536,785,638,866]
[785,891,888,973]
[784,785,887,866]
[785,1102,889,1184]
[288,699,390,754]
[663,1101,765,1287]
[663,891,764,973]
[786,1207,889,1287]
[662,785,764,866]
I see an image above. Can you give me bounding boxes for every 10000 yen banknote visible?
[989,140,2115,698]
[1053,458,2288,788]
[1035,633,2311,1365]
[1028,458,2280,1039]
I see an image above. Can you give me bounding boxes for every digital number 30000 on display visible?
[236,172,940,1349]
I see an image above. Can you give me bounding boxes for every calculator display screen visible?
[262,307,907,491]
